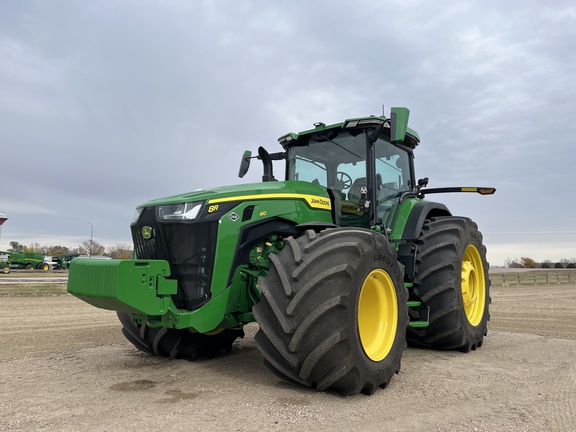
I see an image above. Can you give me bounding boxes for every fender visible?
[400,201,451,240]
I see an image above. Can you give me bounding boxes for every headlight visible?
[157,202,203,220]
[132,207,144,224]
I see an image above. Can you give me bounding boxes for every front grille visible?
[132,207,218,310]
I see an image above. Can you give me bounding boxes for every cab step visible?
[408,321,429,328]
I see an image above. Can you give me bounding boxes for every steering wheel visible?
[335,171,353,190]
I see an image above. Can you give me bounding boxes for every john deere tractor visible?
[68,107,495,395]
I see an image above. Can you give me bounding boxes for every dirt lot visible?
[1,281,575,432]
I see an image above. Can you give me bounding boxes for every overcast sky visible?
[1,0,575,266]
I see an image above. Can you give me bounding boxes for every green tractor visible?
[68,107,495,395]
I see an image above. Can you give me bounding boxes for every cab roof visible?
[278,115,420,149]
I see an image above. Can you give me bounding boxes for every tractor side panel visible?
[209,197,334,298]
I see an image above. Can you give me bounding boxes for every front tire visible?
[253,228,408,395]
[117,312,244,360]
[406,217,490,352]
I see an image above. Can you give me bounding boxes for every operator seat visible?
[348,177,367,201]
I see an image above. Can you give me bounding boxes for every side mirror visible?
[390,107,410,143]
[238,150,252,178]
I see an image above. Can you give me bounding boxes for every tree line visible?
[5,241,134,260]
[504,257,576,269]
[5,241,575,268]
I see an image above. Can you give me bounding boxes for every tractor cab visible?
[281,114,418,230]
[241,108,420,231]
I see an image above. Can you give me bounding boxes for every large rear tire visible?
[406,216,490,352]
[253,228,408,395]
[117,312,244,360]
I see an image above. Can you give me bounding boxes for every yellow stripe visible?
[208,193,332,210]
[461,187,477,192]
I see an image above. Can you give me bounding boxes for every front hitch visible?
[67,259,177,315]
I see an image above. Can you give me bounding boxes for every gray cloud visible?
[1,1,575,264]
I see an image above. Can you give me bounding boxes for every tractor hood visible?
[137,181,332,212]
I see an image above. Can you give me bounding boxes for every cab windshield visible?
[286,128,413,227]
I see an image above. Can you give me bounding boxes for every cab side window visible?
[291,157,327,187]
[375,142,411,204]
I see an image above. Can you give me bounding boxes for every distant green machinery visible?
[51,254,79,270]
[1,251,48,272]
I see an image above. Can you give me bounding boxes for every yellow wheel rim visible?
[461,245,486,326]
[357,269,398,362]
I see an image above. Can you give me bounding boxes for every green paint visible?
[68,259,176,315]
[388,198,421,242]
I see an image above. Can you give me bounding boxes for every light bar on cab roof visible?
[344,118,388,128]
[278,134,295,144]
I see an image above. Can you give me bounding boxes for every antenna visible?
[382,104,385,117]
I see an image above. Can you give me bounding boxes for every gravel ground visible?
[1,283,575,431]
